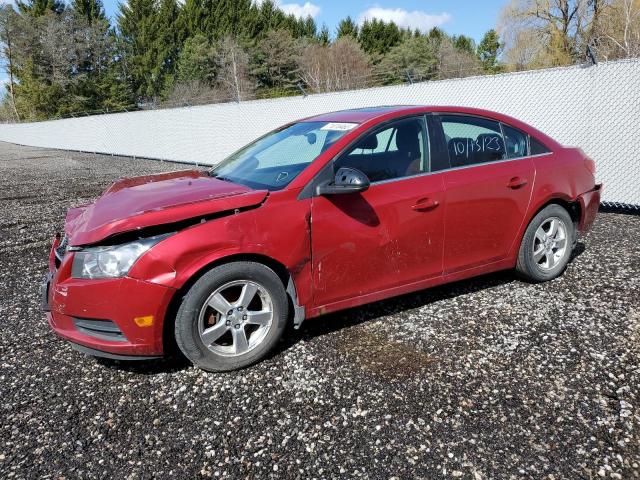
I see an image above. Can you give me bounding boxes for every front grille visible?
[73,318,127,342]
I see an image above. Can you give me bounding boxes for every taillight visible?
[584,157,596,175]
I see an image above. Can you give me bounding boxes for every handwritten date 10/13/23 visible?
[451,136,502,157]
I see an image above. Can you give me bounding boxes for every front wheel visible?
[516,204,575,282]
[174,262,289,372]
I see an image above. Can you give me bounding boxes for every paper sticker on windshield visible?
[320,122,358,131]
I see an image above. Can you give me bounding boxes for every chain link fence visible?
[0,58,638,207]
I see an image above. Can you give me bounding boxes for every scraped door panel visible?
[310,174,445,308]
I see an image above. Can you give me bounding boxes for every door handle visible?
[411,198,439,211]
[507,176,528,189]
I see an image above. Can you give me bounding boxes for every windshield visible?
[210,121,357,190]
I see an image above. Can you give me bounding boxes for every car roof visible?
[302,106,424,123]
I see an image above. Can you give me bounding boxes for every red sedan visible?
[42,106,602,371]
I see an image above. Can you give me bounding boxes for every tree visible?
[436,38,483,79]
[452,34,476,54]
[297,36,371,93]
[477,29,503,72]
[336,16,358,38]
[499,0,602,68]
[0,5,21,119]
[154,0,181,92]
[358,18,402,56]
[178,0,215,39]
[592,0,640,59]
[252,29,300,95]
[376,36,439,84]
[214,36,253,101]
[70,0,106,24]
[209,0,254,38]
[1,7,129,119]
[16,0,64,16]
[118,0,179,102]
[318,24,330,45]
[174,34,217,85]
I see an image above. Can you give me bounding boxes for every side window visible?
[529,136,551,155]
[335,117,428,182]
[349,128,396,155]
[502,124,528,159]
[440,115,506,167]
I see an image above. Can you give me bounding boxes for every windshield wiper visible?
[210,172,233,182]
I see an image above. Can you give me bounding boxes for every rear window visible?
[530,136,551,155]
[502,124,528,159]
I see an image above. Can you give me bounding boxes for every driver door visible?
[310,116,445,309]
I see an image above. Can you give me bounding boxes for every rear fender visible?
[577,184,602,233]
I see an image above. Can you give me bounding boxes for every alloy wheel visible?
[532,217,568,270]
[197,280,274,357]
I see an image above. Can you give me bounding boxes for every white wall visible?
[0,58,638,206]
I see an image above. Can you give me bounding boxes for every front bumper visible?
[42,246,175,358]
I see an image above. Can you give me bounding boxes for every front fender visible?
[127,191,313,310]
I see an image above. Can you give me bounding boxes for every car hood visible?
[65,170,267,246]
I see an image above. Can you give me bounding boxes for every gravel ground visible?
[0,142,639,479]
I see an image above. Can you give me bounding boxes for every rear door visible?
[434,114,535,273]
[309,116,445,308]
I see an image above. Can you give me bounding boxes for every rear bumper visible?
[42,251,175,358]
[577,183,602,233]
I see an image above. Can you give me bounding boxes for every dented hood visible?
[65,170,267,246]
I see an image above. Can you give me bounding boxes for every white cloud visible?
[357,7,451,33]
[253,1,320,19]
[279,2,320,19]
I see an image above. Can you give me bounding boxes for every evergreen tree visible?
[178,0,215,39]
[336,16,358,38]
[118,0,179,102]
[70,0,106,24]
[174,34,217,84]
[358,19,401,56]
[477,29,503,73]
[377,36,438,83]
[209,0,253,38]
[252,29,299,95]
[154,0,181,92]
[301,16,317,38]
[452,34,475,54]
[426,27,446,43]
[317,24,329,45]
[16,0,64,16]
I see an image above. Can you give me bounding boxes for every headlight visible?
[71,234,171,279]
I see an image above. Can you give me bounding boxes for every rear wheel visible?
[516,204,575,282]
[175,262,288,372]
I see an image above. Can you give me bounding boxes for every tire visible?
[175,261,289,372]
[516,204,575,283]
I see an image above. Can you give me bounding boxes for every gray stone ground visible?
[0,142,638,479]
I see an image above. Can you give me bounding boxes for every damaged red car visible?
[42,106,602,372]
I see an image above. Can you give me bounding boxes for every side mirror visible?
[316,167,370,196]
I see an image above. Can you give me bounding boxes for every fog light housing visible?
[134,315,154,327]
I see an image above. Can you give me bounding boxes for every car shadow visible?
[97,242,586,374]
[271,240,586,358]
